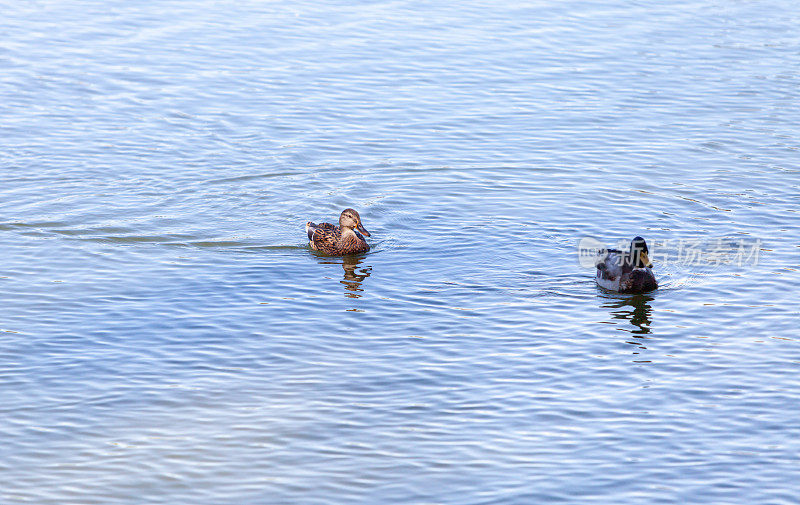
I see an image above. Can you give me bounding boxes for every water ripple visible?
[2,0,800,504]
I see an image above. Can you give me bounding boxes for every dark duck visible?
[595,236,658,293]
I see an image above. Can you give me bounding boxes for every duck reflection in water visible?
[602,293,654,335]
[600,293,655,360]
[316,254,372,298]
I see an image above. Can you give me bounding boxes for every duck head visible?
[629,236,652,268]
[339,208,370,237]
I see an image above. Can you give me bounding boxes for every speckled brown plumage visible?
[305,208,371,256]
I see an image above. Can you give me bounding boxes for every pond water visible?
[1,1,799,503]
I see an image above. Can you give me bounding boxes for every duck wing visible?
[595,248,625,290]
[595,248,621,269]
[307,223,342,254]
[306,221,336,241]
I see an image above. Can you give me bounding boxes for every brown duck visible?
[306,208,371,255]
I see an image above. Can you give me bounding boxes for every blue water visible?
[2,1,799,503]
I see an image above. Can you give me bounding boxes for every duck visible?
[306,208,371,256]
[595,236,658,293]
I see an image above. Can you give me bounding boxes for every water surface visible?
[2,1,799,504]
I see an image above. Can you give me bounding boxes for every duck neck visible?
[339,226,354,240]
[343,227,367,246]
[629,250,646,268]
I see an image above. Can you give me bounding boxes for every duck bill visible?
[640,251,652,268]
[357,224,370,237]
